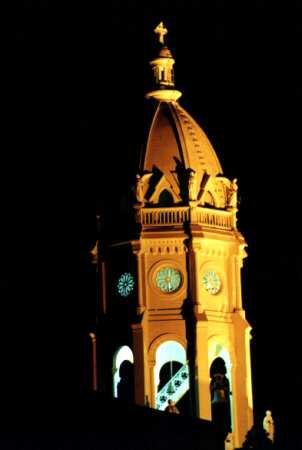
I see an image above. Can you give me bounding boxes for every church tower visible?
[96,22,253,448]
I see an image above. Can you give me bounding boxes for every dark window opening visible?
[159,189,174,205]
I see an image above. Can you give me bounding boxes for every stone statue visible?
[225,432,234,450]
[228,178,238,209]
[165,399,180,414]
[135,174,144,203]
[211,373,230,403]
[263,410,274,442]
[210,372,232,434]
[188,170,197,201]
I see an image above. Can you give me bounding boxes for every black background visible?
[1,0,301,447]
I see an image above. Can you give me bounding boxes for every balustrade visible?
[139,206,235,230]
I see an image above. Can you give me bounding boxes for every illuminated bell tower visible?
[98,22,253,448]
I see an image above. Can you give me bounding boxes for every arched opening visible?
[158,189,174,205]
[210,357,232,437]
[113,346,134,401]
[154,340,189,411]
[117,360,134,402]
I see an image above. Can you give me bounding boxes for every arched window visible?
[155,340,189,411]
[113,346,134,400]
[158,189,174,205]
[210,357,232,436]
[117,360,134,401]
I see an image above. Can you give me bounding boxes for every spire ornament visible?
[146,21,182,102]
[154,22,168,45]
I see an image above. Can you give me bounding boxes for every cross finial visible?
[154,22,168,45]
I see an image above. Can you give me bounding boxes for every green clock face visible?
[202,271,221,295]
[156,267,182,293]
[117,272,135,297]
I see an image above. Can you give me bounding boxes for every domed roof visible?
[142,101,223,181]
[159,46,173,58]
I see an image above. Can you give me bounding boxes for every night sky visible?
[1,0,301,447]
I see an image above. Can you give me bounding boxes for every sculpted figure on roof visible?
[188,170,198,201]
[228,178,238,209]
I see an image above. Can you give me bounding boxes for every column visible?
[131,322,148,406]
[89,332,97,391]
[148,359,156,408]
[132,243,146,315]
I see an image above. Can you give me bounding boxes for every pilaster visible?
[131,317,148,406]
[132,241,146,315]
[195,318,211,420]
[148,359,156,408]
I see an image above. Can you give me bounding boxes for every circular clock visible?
[117,272,135,297]
[155,267,182,293]
[202,270,221,295]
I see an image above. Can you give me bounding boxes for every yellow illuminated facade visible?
[97,23,253,448]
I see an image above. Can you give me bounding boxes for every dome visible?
[142,101,223,184]
[159,46,173,58]
[140,23,225,207]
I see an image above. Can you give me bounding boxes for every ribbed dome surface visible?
[143,102,223,180]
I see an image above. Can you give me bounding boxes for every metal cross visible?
[154,22,168,44]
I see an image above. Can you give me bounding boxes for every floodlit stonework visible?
[96,23,253,448]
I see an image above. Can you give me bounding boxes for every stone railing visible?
[195,207,235,230]
[139,206,235,230]
[140,207,190,226]
[156,364,190,411]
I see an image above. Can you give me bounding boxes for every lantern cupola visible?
[146,22,182,102]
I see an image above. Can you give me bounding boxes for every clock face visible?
[117,272,135,297]
[202,271,221,295]
[155,267,182,293]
